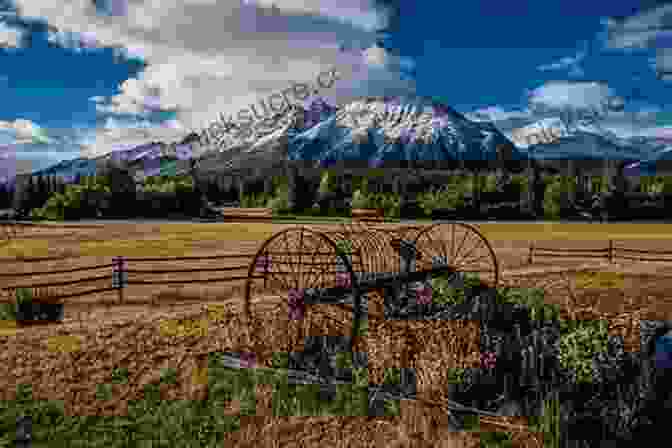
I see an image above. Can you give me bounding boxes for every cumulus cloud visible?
[0,119,53,144]
[241,0,387,31]
[46,28,101,52]
[0,21,22,48]
[77,118,189,158]
[525,80,624,116]
[465,81,672,141]
[13,0,412,148]
[602,5,672,80]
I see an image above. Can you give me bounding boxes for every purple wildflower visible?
[336,272,351,288]
[240,351,257,369]
[288,288,305,321]
[176,144,192,161]
[416,284,433,305]
[255,254,272,272]
[480,352,497,370]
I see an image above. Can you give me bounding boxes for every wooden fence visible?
[0,252,263,304]
[527,240,672,264]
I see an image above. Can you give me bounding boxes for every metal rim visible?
[244,226,359,353]
[0,220,17,249]
[413,222,499,287]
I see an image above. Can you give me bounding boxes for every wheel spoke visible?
[454,253,492,269]
[454,237,482,265]
[297,228,305,290]
[452,227,470,263]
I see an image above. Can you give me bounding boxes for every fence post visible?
[112,256,126,304]
[528,241,535,265]
[609,239,614,264]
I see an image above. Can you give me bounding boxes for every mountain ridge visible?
[22,95,669,181]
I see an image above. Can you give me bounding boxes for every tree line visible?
[6,165,672,221]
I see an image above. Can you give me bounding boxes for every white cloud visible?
[602,5,672,80]
[0,22,23,48]
[537,48,586,77]
[241,0,386,31]
[47,29,102,52]
[77,121,188,158]
[465,80,672,142]
[160,119,184,129]
[465,106,531,123]
[13,0,412,153]
[0,119,53,144]
[526,80,623,115]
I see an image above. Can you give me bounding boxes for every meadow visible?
[1,220,670,446]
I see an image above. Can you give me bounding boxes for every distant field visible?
[3,221,672,259]
[0,222,287,258]
[477,222,672,241]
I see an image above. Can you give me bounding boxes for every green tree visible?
[543,176,562,219]
[318,170,337,195]
[36,175,49,209]
[0,182,9,209]
[662,175,672,195]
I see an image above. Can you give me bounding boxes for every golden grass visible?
[5,221,672,259]
[0,223,285,258]
[0,220,659,446]
[477,222,672,241]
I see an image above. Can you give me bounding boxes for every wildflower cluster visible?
[240,351,257,369]
[481,351,497,370]
[255,254,272,272]
[415,283,433,305]
[288,288,305,321]
[336,272,351,288]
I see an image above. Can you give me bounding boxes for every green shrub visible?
[431,276,466,305]
[447,367,466,384]
[558,319,608,384]
[268,184,291,214]
[496,287,560,322]
[349,190,400,218]
[335,239,353,255]
[15,287,32,305]
[417,185,466,216]
[350,189,369,209]
[241,192,271,208]
[529,392,561,448]
[31,180,114,220]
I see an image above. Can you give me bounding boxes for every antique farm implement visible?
[243,222,500,352]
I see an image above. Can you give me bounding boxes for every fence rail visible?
[0,252,258,305]
[527,239,672,264]
[0,263,114,277]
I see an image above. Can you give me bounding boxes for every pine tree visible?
[37,175,48,208]
[0,182,7,209]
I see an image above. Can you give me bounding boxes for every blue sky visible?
[1,0,672,178]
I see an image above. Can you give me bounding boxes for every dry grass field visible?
[2,221,671,446]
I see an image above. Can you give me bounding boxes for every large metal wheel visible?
[244,226,358,358]
[413,222,499,287]
[0,219,16,249]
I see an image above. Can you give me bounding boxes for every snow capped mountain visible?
[30,140,193,182]
[508,117,648,162]
[31,95,672,182]
[199,95,528,171]
[508,117,571,148]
